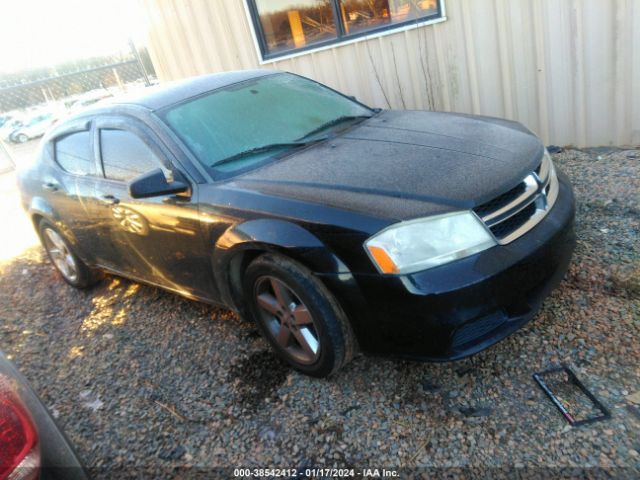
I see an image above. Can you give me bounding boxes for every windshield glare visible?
[161,73,372,175]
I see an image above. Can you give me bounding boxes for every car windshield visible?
[27,114,51,126]
[160,73,372,177]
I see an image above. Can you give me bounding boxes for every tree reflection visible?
[256,0,337,53]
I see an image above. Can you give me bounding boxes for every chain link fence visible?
[0,44,155,171]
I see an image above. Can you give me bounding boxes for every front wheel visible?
[39,220,103,288]
[243,253,356,377]
[16,133,29,143]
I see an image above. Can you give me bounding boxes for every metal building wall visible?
[140,0,640,147]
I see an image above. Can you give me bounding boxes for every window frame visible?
[50,119,100,178]
[93,117,177,185]
[245,0,446,62]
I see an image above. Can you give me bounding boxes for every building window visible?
[247,0,443,60]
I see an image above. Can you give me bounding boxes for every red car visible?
[0,351,87,480]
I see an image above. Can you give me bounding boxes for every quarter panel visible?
[22,153,99,265]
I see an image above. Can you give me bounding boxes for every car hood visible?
[232,110,544,221]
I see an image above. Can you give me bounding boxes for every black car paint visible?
[237,110,545,220]
[18,71,575,360]
[321,172,575,359]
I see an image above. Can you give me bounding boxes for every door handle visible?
[99,194,120,205]
[42,182,59,192]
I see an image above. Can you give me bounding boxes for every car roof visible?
[106,69,280,112]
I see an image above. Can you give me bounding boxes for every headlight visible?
[364,211,497,274]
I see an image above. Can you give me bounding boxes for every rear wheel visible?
[16,133,28,143]
[243,253,355,377]
[38,220,102,288]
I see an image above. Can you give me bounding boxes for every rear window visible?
[55,131,95,176]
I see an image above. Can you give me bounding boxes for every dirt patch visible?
[227,350,289,412]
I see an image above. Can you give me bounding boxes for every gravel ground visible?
[0,148,638,478]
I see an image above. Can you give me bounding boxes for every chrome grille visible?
[474,152,559,244]
[474,182,526,218]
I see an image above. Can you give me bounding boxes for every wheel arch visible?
[28,197,58,233]
[28,198,83,257]
[212,219,350,311]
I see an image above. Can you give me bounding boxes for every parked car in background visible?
[0,117,24,142]
[52,91,114,128]
[67,91,113,113]
[17,70,575,377]
[9,112,55,143]
[0,351,87,479]
[0,114,13,129]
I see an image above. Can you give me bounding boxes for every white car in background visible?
[9,112,55,143]
[0,117,25,141]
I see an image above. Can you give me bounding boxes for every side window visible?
[100,129,164,182]
[55,131,96,176]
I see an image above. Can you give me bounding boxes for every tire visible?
[242,253,356,378]
[16,133,28,143]
[38,219,103,288]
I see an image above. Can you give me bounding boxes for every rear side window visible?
[100,129,162,182]
[55,131,95,176]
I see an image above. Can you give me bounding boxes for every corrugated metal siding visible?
[140,0,640,147]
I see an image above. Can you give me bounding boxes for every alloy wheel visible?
[43,228,78,282]
[254,275,321,365]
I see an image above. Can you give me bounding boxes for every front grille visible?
[474,152,559,244]
[489,202,537,239]
[474,182,526,218]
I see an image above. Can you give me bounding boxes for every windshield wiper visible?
[296,115,372,141]
[211,139,325,168]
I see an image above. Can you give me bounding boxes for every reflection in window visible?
[249,0,443,58]
[340,0,439,34]
[254,0,338,55]
[55,131,96,176]
[162,73,371,174]
[100,130,163,182]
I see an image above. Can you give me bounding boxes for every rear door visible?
[91,117,214,299]
[44,121,101,262]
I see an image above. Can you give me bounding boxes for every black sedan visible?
[17,70,575,377]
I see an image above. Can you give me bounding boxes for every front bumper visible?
[320,170,576,361]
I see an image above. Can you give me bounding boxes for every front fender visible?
[212,219,350,306]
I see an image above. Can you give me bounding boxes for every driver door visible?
[91,117,214,299]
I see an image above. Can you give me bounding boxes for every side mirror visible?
[129,168,189,199]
